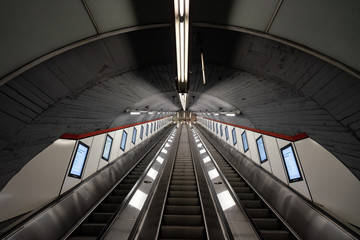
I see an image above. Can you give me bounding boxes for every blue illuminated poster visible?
[146,124,149,136]
[69,142,89,178]
[102,135,113,161]
[241,131,249,152]
[216,123,219,134]
[232,128,237,145]
[281,144,303,182]
[220,124,223,137]
[140,125,144,140]
[132,127,137,144]
[120,131,127,151]
[150,123,153,134]
[225,126,229,140]
[256,136,267,163]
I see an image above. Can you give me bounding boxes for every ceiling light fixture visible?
[179,93,187,111]
[130,111,141,115]
[174,0,190,111]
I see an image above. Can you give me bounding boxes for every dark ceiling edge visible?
[193,22,360,80]
[0,23,171,87]
[60,116,172,140]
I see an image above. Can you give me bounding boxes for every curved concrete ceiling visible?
[0,0,359,190]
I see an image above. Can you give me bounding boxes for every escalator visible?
[68,132,170,239]
[197,128,295,240]
[158,126,207,239]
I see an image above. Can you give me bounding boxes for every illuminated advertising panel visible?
[132,127,137,144]
[241,131,249,152]
[120,131,127,151]
[232,128,237,146]
[281,144,303,182]
[256,136,267,163]
[102,135,113,161]
[69,142,89,178]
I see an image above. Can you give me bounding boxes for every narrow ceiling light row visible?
[174,0,190,111]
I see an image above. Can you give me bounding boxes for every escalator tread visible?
[159,126,206,239]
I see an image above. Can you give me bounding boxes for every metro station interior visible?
[0,0,360,239]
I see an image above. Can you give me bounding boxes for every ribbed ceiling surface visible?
[0,0,359,190]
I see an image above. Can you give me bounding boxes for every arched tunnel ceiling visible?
[0,1,360,190]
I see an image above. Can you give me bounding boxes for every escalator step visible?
[247,209,271,218]
[242,200,263,208]
[105,196,125,204]
[170,185,197,191]
[237,193,256,200]
[79,223,106,236]
[112,189,130,196]
[167,197,200,206]
[171,180,196,185]
[171,176,196,181]
[260,230,291,240]
[123,179,137,184]
[160,226,205,239]
[126,174,142,179]
[228,181,246,187]
[68,236,97,240]
[226,177,243,182]
[224,173,238,178]
[169,191,198,198]
[232,186,251,193]
[116,183,133,190]
[163,215,203,226]
[253,218,281,230]
[165,206,202,215]
[172,172,195,176]
[95,204,120,213]
[88,213,113,223]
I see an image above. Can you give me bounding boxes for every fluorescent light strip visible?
[156,156,164,164]
[147,168,158,180]
[129,190,148,210]
[200,149,206,154]
[217,191,236,211]
[203,156,210,163]
[208,168,219,180]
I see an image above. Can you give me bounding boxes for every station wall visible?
[197,117,360,228]
[0,117,172,222]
